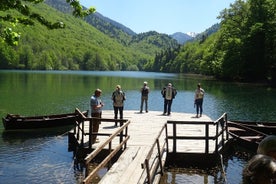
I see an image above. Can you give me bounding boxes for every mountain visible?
[45,0,178,48]
[0,0,179,70]
[170,24,220,45]
[194,23,220,41]
[170,32,194,45]
[88,12,137,36]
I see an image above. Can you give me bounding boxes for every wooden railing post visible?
[225,113,229,140]
[156,139,164,176]
[205,123,209,154]
[89,119,93,149]
[173,122,176,153]
[215,122,219,153]
[81,118,84,146]
[165,124,169,153]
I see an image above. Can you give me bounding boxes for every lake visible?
[0,70,275,184]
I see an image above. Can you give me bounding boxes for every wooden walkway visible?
[82,110,220,184]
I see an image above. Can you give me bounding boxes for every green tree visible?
[215,0,276,83]
[0,0,95,46]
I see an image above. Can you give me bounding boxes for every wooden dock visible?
[69,110,228,184]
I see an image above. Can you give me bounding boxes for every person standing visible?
[161,83,177,116]
[140,81,150,113]
[194,83,205,118]
[112,85,126,126]
[90,88,104,144]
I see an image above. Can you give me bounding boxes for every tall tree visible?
[216,0,248,80]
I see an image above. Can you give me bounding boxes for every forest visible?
[148,0,276,84]
[0,0,178,71]
[0,0,275,85]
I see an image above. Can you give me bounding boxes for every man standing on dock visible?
[90,88,104,144]
[112,85,126,126]
[140,81,149,113]
[161,83,177,116]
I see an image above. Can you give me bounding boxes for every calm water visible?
[0,70,275,184]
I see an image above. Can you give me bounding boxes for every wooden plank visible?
[91,110,215,184]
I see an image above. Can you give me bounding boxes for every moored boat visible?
[227,121,267,150]
[229,120,276,135]
[2,109,88,130]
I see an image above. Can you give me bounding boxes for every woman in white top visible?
[194,83,205,118]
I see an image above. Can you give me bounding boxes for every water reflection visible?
[0,70,275,184]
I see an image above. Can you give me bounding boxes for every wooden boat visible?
[2,110,88,130]
[227,121,267,150]
[228,120,276,135]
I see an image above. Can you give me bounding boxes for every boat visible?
[2,110,88,130]
[227,121,267,150]
[228,120,276,135]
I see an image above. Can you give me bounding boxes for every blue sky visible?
[80,0,236,34]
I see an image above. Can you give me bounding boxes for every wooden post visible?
[173,122,176,153]
[89,119,93,149]
[81,119,85,147]
[225,113,228,141]
[145,159,151,184]
[205,123,209,154]
[165,124,169,153]
[215,123,219,153]
[124,126,128,149]
[156,139,164,175]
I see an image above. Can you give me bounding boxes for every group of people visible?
[242,135,276,184]
[88,83,276,183]
[89,82,205,143]
[160,82,205,117]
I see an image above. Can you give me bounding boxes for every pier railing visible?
[141,123,168,184]
[72,109,131,184]
[167,113,228,154]
[83,120,131,184]
[73,108,129,149]
[140,114,229,184]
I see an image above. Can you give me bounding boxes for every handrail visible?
[83,120,131,184]
[74,108,128,149]
[72,108,131,184]
[141,123,168,184]
[167,113,228,154]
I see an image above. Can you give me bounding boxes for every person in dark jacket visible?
[140,81,150,113]
[112,85,126,126]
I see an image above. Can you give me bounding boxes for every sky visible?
[80,0,236,35]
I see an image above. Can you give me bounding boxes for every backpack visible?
[113,91,125,104]
[115,91,124,101]
[142,87,149,96]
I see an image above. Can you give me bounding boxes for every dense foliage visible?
[0,1,178,71]
[150,0,276,84]
[1,0,275,85]
[0,0,95,46]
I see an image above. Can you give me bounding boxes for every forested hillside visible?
[0,0,178,70]
[149,0,276,85]
[1,0,274,85]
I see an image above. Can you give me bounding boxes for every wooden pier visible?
[69,109,229,184]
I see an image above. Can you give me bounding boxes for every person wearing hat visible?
[112,85,126,126]
[140,81,150,113]
[161,83,177,115]
[90,88,104,144]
